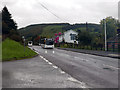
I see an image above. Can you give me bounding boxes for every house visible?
[59,30,78,44]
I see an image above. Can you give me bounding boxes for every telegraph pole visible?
[104,19,107,51]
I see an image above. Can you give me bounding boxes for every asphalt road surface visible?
[32,46,118,88]
[2,46,119,88]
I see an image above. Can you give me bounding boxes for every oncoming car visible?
[28,41,33,47]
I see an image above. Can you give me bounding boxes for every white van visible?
[28,41,33,47]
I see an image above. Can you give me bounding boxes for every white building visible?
[59,30,78,44]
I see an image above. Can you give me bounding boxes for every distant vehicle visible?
[39,43,41,46]
[28,41,33,46]
[41,38,54,49]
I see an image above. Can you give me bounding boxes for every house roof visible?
[64,29,78,34]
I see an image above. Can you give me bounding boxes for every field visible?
[2,38,37,61]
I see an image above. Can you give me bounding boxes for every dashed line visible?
[60,71,65,74]
[67,77,87,88]
[33,49,39,54]
[45,50,47,53]
[48,62,52,65]
[53,51,55,54]
[40,56,44,59]
[43,58,47,61]
[40,55,58,68]
[52,65,58,69]
[39,55,88,88]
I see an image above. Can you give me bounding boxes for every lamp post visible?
[103,19,107,51]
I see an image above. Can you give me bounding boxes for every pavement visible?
[57,47,120,59]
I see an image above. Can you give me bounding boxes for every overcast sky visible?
[1,0,120,28]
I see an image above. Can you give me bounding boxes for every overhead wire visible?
[36,0,64,22]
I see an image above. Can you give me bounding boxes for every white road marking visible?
[40,56,44,59]
[34,50,39,54]
[60,70,65,74]
[103,64,119,70]
[44,59,49,63]
[52,65,58,69]
[68,77,78,82]
[45,50,47,53]
[48,62,52,65]
[39,54,88,88]
[43,58,46,60]
[67,77,87,88]
[53,51,55,54]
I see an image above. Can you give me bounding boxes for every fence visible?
[107,42,120,52]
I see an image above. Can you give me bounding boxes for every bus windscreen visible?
[46,40,54,45]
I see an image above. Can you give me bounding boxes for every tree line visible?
[2,6,22,42]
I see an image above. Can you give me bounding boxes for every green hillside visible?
[18,23,101,40]
[2,38,37,61]
[41,25,63,37]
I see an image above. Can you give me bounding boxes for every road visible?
[2,46,118,88]
[32,46,118,88]
[2,48,87,88]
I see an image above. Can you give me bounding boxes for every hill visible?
[2,38,37,61]
[18,23,101,40]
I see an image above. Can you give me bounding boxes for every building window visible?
[70,33,76,40]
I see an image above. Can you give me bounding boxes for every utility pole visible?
[104,19,107,51]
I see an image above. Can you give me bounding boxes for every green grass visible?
[2,38,37,61]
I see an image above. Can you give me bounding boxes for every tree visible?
[2,6,17,34]
[100,16,118,39]
[77,30,92,46]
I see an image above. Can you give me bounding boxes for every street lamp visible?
[103,19,107,51]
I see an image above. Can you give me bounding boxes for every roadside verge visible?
[2,39,38,61]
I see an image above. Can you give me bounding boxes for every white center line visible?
[53,51,55,53]
[45,50,47,53]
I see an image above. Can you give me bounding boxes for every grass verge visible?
[2,38,37,61]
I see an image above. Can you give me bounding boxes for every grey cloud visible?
[0,0,119,28]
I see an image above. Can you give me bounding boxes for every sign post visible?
[22,36,25,52]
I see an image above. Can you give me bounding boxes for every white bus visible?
[41,38,54,49]
[28,41,33,47]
